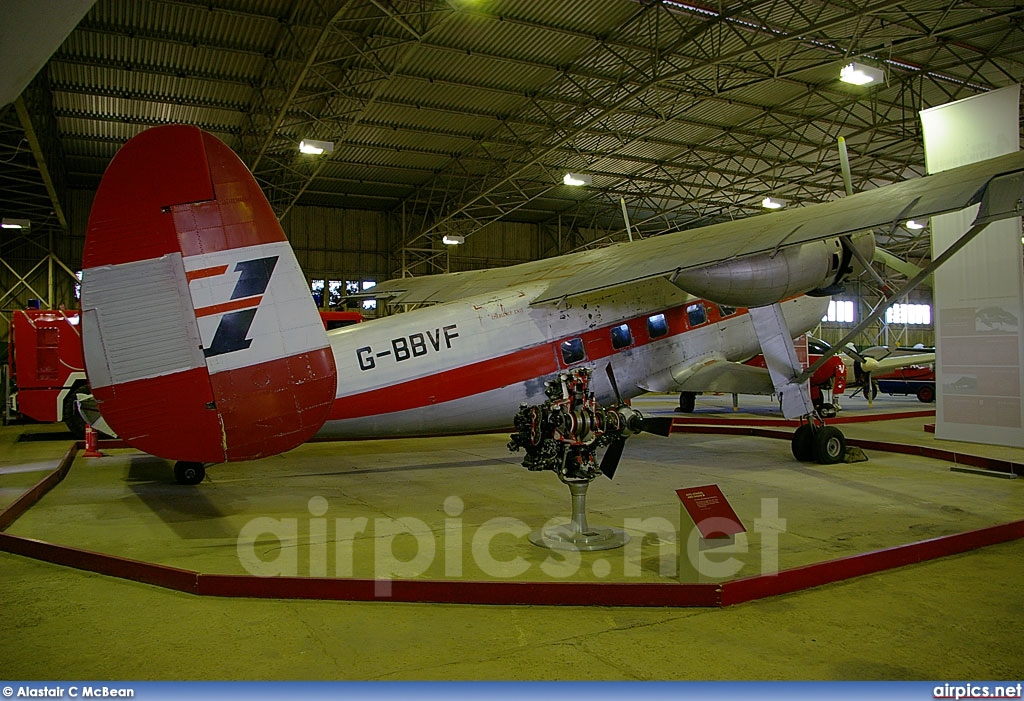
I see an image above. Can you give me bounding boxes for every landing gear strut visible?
[174,461,206,485]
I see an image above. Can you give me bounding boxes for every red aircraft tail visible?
[81,125,337,464]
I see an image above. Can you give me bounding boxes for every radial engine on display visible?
[508,367,672,482]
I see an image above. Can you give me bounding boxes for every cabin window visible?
[611,323,633,349]
[686,302,707,327]
[560,337,586,365]
[647,314,668,339]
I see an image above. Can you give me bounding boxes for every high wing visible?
[372,150,1024,307]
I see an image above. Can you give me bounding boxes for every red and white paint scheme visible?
[80,126,1024,481]
[81,126,336,476]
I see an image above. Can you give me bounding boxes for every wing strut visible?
[796,219,994,385]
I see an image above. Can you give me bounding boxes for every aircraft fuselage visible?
[318,278,828,438]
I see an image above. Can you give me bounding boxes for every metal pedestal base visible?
[529,479,630,551]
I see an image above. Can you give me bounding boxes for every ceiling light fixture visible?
[905,220,925,230]
[299,139,335,155]
[442,235,464,245]
[563,172,592,186]
[1,217,30,229]
[761,196,787,210]
[840,62,884,86]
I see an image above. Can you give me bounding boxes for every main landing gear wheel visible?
[792,423,846,464]
[917,384,935,403]
[814,426,846,464]
[174,461,206,485]
[676,391,696,413]
[791,424,815,461]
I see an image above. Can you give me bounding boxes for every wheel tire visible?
[791,424,815,461]
[63,385,87,439]
[174,461,206,485]
[814,426,846,465]
[676,391,696,413]
[916,384,935,403]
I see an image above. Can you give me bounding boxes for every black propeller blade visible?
[600,437,627,479]
[641,415,675,437]
[599,363,676,479]
[605,362,624,404]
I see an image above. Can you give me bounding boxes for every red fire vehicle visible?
[4,308,364,436]
[5,308,89,436]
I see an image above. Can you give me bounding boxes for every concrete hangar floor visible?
[1,393,1022,681]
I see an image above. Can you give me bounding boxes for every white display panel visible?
[920,85,1024,447]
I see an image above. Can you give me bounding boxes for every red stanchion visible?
[82,424,104,458]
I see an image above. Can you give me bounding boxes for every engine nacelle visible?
[671,233,874,307]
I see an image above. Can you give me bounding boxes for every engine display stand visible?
[528,478,629,551]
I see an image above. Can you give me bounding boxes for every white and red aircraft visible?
[80,125,1024,484]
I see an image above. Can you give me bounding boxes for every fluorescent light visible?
[905,220,925,230]
[1,217,30,229]
[761,196,787,210]
[299,139,335,155]
[840,62,884,86]
[563,172,592,186]
[442,235,464,245]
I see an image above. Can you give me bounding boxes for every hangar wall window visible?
[822,300,855,323]
[885,303,931,325]
[560,337,586,365]
[611,323,633,349]
[310,279,325,307]
[75,270,82,300]
[648,313,668,338]
[360,280,377,311]
[328,280,345,307]
[686,302,707,327]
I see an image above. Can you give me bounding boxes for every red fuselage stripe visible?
[329,343,557,419]
[329,299,745,421]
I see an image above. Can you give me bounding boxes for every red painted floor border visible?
[1,435,1021,607]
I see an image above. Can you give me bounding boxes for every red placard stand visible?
[676,484,745,539]
[676,484,747,583]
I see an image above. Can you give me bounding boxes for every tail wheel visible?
[63,382,89,439]
[174,461,206,485]
[814,426,846,464]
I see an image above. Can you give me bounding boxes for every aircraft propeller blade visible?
[605,362,624,404]
[600,437,627,479]
[843,344,879,402]
[641,415,675,437]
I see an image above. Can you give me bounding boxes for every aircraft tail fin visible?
[81,125,337,464]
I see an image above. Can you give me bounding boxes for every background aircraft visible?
[79,125,1024,484]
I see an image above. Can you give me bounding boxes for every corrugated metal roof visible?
[1,0,1022,257]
